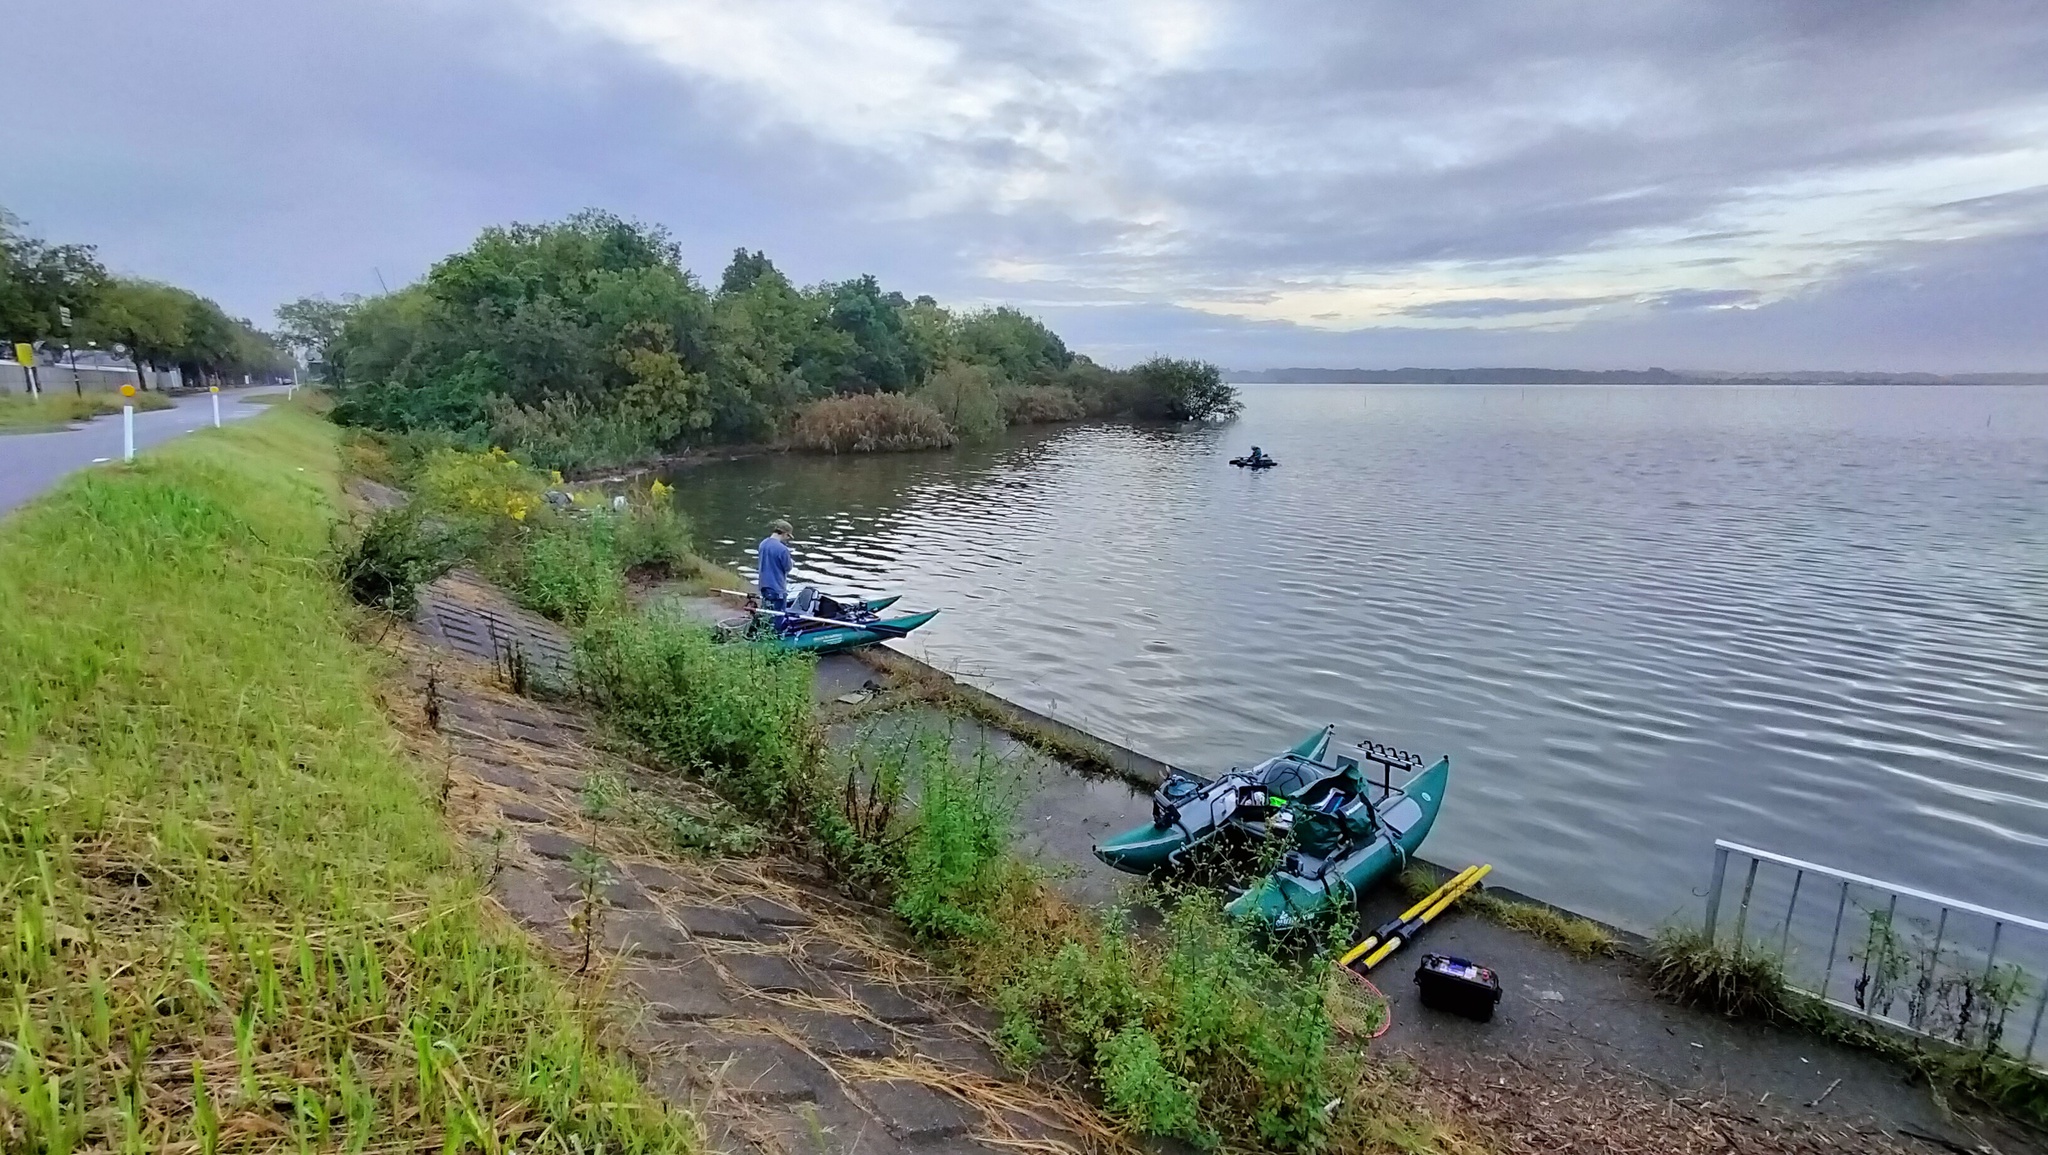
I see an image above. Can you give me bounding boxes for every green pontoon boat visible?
[742,587,937,655]
[1093,726,1450,929]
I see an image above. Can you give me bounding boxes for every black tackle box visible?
[1414,953,1502,1021]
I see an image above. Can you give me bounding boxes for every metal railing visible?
[1703,840,2048,1065]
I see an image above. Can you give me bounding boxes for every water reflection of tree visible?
[657,423,1089,570]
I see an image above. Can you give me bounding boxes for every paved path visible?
[403,578,1114,1155]
[0,387,285,516]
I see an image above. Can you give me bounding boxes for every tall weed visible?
[891,736,1014,941]
[575,610,814,817]
[788,393,954,453]
[518,518,623,624]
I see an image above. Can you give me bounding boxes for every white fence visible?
[0,360,183,396]
[1703,839,2048,1066]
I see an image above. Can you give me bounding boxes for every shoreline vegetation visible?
[294,210,1239,473]
[338,428,1469,1152]
[0,405,690,1152]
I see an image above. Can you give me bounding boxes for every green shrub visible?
[1099,1026,1207,1143]
[574,610,814,818]
[893,736,1013,941]
[996,896,1340,1151]
[487,394,667,474]
[613,488,693,575]
[335,504,462,616]
[915,361,1004,443]
[517,519,622,624]
[789,393,954,453]
[1648,927,1789,1020]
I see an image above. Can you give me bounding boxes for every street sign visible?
[13,343,34,367]
[58,306,72,329]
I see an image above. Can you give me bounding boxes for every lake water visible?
[664,384,2048,932]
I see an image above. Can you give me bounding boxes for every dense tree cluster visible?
[308,211,1236,469]
[1,208,287,387]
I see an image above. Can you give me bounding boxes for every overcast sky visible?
[7,0,2047,371]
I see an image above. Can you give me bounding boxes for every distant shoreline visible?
[1224,367,2048,387]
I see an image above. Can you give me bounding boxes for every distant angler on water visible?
[1230,446,1278,469]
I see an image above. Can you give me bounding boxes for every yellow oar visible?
[1360,864,1493,971]
[1337,864,1480,969]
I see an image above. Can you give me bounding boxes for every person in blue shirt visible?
[757,518,795,610]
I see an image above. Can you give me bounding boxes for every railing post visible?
[1779,868,1805,962]
[1703,844,1731,943]
[1821,879,1849,1000]
[1732,856,1761,949]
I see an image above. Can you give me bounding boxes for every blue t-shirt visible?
[757,535,793,599]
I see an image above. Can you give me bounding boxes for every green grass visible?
[1399,866,1617,957]
[0,390,174,430]
[0,407,693,1152]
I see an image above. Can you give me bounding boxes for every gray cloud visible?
[2,0,2044,368]
[1402,297,1624,319]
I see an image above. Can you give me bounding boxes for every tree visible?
[1127,357,1240,421]
[275,295,359,380]
[955,307,1071,384]
[79,279,188,389]
[719,248,778,295]
[0,209,108,344]
[916,361,1003,443]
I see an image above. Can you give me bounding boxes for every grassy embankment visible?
[572,607,1473,1154]
[0,391,173,431]
[0,406,692,1151]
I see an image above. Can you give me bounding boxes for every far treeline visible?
[0,208,288,387]
[288,210,1239,472]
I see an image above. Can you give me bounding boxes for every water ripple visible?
[669,384,2048,929]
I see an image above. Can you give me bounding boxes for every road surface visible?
[0,388,286,517]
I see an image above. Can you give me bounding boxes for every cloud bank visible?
[5,0,2045,370]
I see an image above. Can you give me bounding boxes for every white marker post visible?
[120,384,136,462]
[210,385,221,427]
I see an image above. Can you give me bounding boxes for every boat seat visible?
[790,586,820,617]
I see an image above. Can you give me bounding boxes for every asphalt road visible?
[0,387,287,517]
